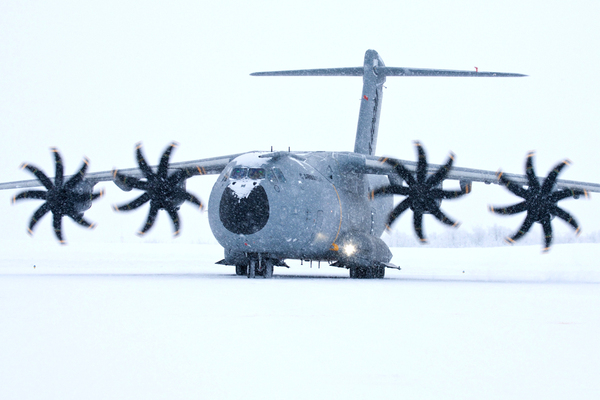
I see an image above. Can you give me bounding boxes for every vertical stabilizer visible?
[250,50,525,156]
[354,50,386,156]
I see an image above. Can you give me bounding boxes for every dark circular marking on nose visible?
[219,185,270,235]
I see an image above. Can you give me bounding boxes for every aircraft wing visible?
[0,153,242,191]
[363,156,600,193]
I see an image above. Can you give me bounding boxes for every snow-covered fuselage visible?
[208,151,393,268]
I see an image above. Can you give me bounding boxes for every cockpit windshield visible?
[231,167,248,179]
[230,167,266,180]
[248,168,265,180]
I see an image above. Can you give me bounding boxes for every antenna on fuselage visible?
[251,50,526,156]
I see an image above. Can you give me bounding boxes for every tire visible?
[247,260,256,279]
[263,260,273,279]
[235,265,247,276]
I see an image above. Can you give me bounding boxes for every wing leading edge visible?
[0,153,242,191]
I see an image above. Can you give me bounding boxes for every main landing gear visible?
[349,265,385,279]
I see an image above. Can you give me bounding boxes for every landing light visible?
[343,243,357,257]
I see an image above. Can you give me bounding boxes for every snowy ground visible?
[1,241,599,399]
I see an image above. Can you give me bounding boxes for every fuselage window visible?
[231,167,248,179]
[248,168,266,180]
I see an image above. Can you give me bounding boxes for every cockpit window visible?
[274,168,287,183]
[231,167,248,179]
[248,168,265,180]
[266,169,277,183]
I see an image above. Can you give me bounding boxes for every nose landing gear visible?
[235,255,274,278]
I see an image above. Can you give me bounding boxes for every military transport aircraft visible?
[1,50,599,279]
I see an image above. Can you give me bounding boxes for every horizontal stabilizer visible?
[381,67,526,77]
[251,67,526,78]
[251,67,363,76]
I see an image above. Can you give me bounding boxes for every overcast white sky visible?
[1,0,599,245]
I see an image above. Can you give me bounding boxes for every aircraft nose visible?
[219,184,270,235]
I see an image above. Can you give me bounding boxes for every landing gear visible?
[244,256,274,279]
[263,259,273,278]
[247,259,256,278]
[235,265,248,276]
[349,265,385,279]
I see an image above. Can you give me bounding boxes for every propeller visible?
[12,148,103,244]
[371,141,471,242]
[489,151,589,252]
[113,142,203,236]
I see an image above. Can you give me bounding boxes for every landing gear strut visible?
[244,255,274,279]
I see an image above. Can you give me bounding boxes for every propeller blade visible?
[114,170,148,191]
[53,212,65,244]
[64,157,90,190]
[429,207,459,227]
[488,201,527,215]
[497,171,528,198]
[525,152,540,191]
[185,193,204,209]
[550,205,580,232]
[28,203,51,234]
[69,214,97,229]
[114,193,150,211]
[165,206,181,236]
[415,142,428,183]
[413,211,426,242]
[21,164,54,190]
[158,142,178,178]
[541,160,569,195]
[52,148,64,187]
[386,198,411,229]
[541,216,553,252]
[135,143,154,178]
[13,190,47,203]
[138,203,159,235]
[506,215,535,244]
[550,188,588,202]
[426,153,454,187]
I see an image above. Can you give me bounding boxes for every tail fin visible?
[251,50,526,156]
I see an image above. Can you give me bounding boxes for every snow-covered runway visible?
[1,242,599,399]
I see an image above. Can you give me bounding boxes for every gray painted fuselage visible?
[208,151,393,267]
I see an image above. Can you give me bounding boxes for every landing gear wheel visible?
[235,265,247,276]
[350,267,367,279]
[247,260,256,279]
[263,260,273,279]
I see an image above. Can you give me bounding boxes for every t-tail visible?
[251,50,526,156]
